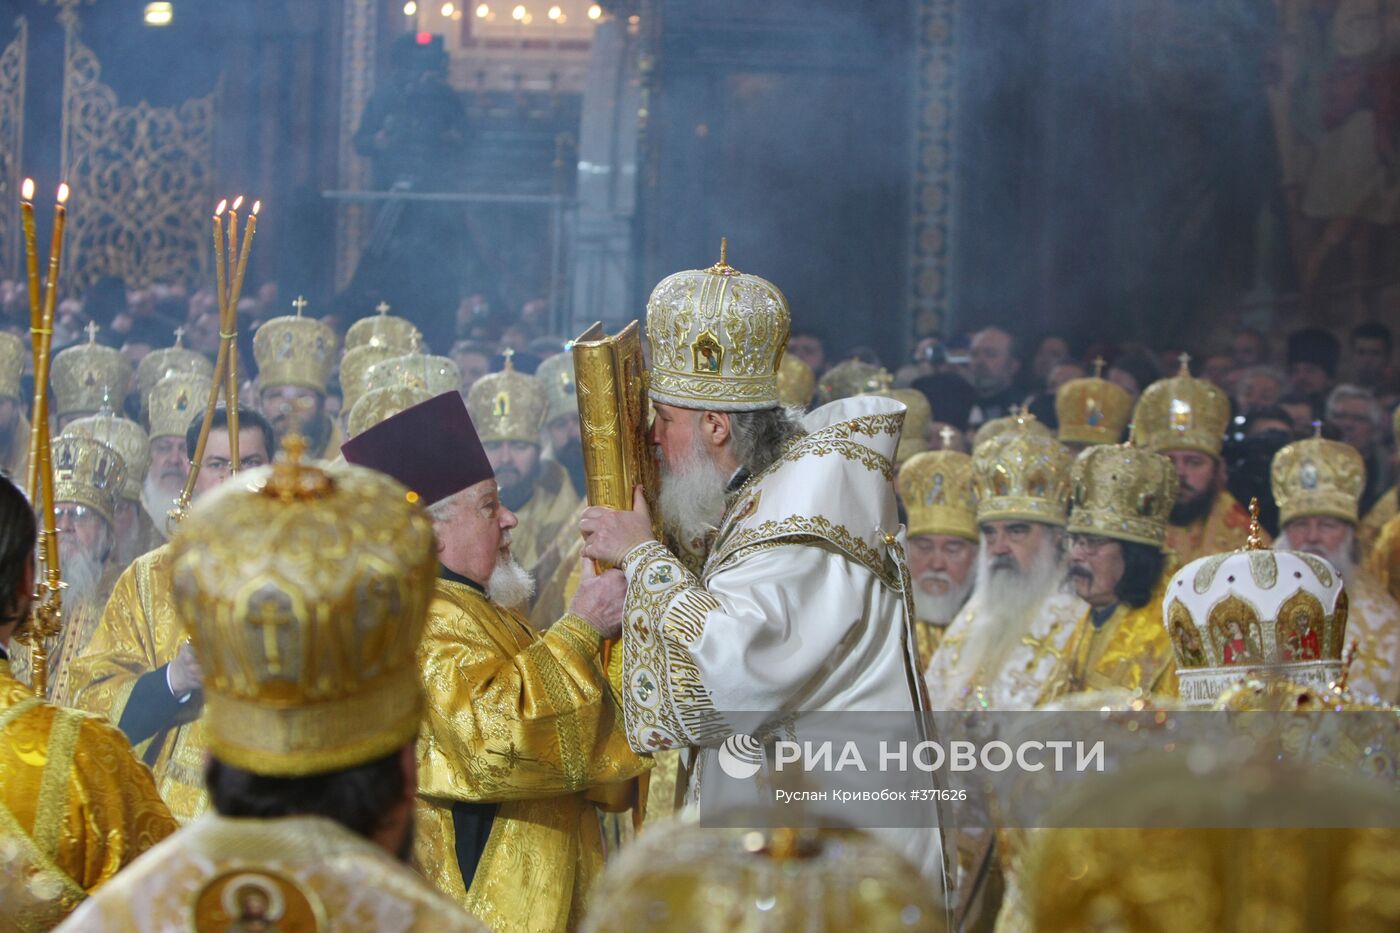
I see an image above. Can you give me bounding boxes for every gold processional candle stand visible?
[572,319,659,829]
[168,196,260,529]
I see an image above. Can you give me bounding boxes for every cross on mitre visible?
[291,295,309,315]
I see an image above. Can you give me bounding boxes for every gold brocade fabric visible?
[915,619,947,673]
[1345,571,1400,704]
[510,459,580,574]
[1164,489,1265,568]
[1372,512,1400,606]
[68,546,210,823]
[414,580,651,933]
[8,563,119,706]
[1361,488,1397,553]
[57,813,484,931]
[0,660,177,931]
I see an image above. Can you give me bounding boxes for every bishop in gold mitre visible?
[1055,357,1132,453]
[342,391,650,933]
[1038,444,1181,702]
[58,442,481,932]
[0,332,32,481]
[68,407,274,825]
[465,352,580,577]
[252,296,342,458]
[1132,354,1267,565]
[50,323,133,429]
[0,475,176,930]
[63,405,157,572]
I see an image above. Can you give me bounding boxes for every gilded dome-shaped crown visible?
[645,240,791,412]
[1067,445,1178,548]
[873,388,931,464]
[972,407,1053,450]
[346,384,433,439]
[63,413,149,501]
[364,351,462,399]
[776,352,815,409]
[51,434,127,525]
[1131,354,1230,457]
[338,343,397,415]
[1056,360,1132,447]
[51,325,133,420]
[972,425,1073,526]
[0,332,25,401]
[252,299,336,393]
[170,450,438,777]
[1163,504,1349,706]
[136,328,213,417]
[534,349,577,424]
[148,372,212,441]
[1271,433,1365,527]
[899,444,977,541]
[343,301,421,354]
[816,359,891,406]
[465,352,548,445]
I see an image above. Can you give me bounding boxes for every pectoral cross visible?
[251,600,292,675]
[291,295,308,315]
[375,301,391,316]
[85,320,99,343]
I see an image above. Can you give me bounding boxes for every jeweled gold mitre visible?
[148,372,212,440]
[899,448,977,542]
[252,303,335,393]
[338,343,398,414]
[972,427,1073,526]
[1067,444,1177,548]
[63,413,149,502]
[169,448,438,776]
[0,332,25,400]
[816,359,892,406]
[136,330,213,416]
[51,434,127,524]
[1163,509,1348,706]
[1131,355,1229,457]
[1271,434,1365,527]
[346,384,432,440]
[343,302,421,354]
[466,353,548,445]
[776,352,815,409]
[645,240,791,412]
[1056,366,1132,447]
[51,328,133,420]
[535,349,577,424]
[364,351,461,399]
[972,408,1053,450]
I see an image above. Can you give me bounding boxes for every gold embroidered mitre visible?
[972,408,1053,449]
[0,331,24,400]
[875,388,930,464]
[148,372,212,440]
[899,448,977,541]
[972,427,1072,526]
[51,328,134,419]
[535,349,577,424]
[63,413,149,501]
[1056,370,1132,447]
[1271,435,1365,527]
[816,359,891,406]
[581,826,942,933]
[252,306,335,393]
[51,434,127,524]
[338,344,398,414]
[169,446,438,776]
[645,241,791,412]
[364,352,462,398]
[136,330,213,416]
[1067,444,1177,547]
[465,354,548,444]
[776,352,815,409]
[343,302,420,354]
[1163,511,1348,706]
[1131,356,1229,457]
[346,384,432,439]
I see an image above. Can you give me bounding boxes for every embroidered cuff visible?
[621,540,670,579]
[555,612,604,657]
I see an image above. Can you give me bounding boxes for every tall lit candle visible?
[213,199,228,323]
[20,179,40,334]
[226,195,242,310]
[225,200,259,470]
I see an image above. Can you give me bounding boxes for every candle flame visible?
[215,199,227,216]
[232,195,244,211]
[56,184,70,204]
[251,200,261,215]
[21,178,33,201]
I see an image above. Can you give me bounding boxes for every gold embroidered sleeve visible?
[416,606,649,804]
[68,561,161,723]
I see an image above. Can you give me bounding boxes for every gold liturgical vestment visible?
[68,545,209,823]
[57,814,482,932]
[0,657,177,930]
[509,459,580,574]
[1165,489,1266,567]
[414,577,650,932]
[1,411,30,481]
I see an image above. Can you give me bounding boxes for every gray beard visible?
[60,543,105,610]
[1287,533,1357,580]
[657,434,729,548]
[912,571,975,626]
[487,553,535,610]
[957,537,1065,679]
[141,474,181,538]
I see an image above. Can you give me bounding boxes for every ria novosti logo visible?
[717,733,765,779]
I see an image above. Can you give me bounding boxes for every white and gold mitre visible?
[1131,355,1230,457]
[136,329,213,415]
[148,372,211,441]
[346,384,433,439]
[534,349,577,424]
[51,434,127,525]
[899,446,977,541]
[580,826,943,933]
[645,240,791,412]
[1271,433,1365,527]
[51,326,133,419]
[1163,504,1348,706]
[1056,360,1132,447]
[465,353,548,445]
[63,412,149,502]
[972,425,1073,526]
[972,407,1053,450]
[343,302,420,354]
[816,359,892,406]
[169,443,438,777]
[252,300,335,393]
[776,352,815,409]
[364,351,461,399]
[1067,444,1178,548]
[0,332,24,400]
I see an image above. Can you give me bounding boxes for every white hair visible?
[1326,384,1381,426]
[656,427,730,548]
[486,552,535,609]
